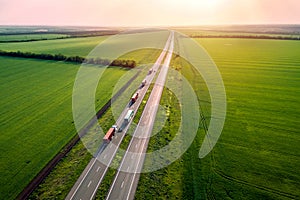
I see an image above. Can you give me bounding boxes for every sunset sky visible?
[0,0,300,26]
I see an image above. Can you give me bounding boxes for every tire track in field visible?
[213,168,298,199]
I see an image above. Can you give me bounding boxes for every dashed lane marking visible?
[87,181,92,188]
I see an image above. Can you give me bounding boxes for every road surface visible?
[65,32,173,200]
[105,31,174,200]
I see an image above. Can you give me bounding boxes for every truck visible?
[118,109,134,132]
[103,125,118,143]
[124,109,134,123]
[129,92,139,107]
[140,79,147,88]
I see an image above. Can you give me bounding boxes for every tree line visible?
[191,34,300,40]
[0,50,136,68]
[0,37,68,43]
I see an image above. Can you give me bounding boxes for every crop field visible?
[1,30,299,200]
[175,25,300,39]
[0,57,128,199]
[0,31,170,60]
[0,36,108,57]
[25,50,163,199]
[0,31,168,200]
[195,38,300,199]
[176,29,300,39]
[135,38,300,199]
[0,34,69,42]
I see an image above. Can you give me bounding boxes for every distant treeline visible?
[0,30,119,36]
[191,34,300,40]
[0,30,120,43]
[0,50,136,68]
[0,37,69,43]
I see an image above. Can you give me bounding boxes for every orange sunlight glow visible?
[0,0,299,26]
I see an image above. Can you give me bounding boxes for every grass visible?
[174,25,300,39]
[1,31,299,199]
[133,48,211,198]
[0,34,69,42]
[0,57,127,200]
[133,37,300,199]
[95,81,156,200]
[0,30,170,60]
[29,108,115,199]
[0,36,108,57]
[28,140,93,199]
[135,86,184,199]
[195,38,300,199]
[24,47,163,199]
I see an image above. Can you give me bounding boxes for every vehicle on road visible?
[118,109,134,132]
[103,125,118,143]
[129,92,139,107]
[140,79,147,88]
[148,68,153,75]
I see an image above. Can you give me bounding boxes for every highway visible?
[105,31,174,200]
[65,31,173,200]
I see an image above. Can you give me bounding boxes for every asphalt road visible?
[105,31,174,200]
[65,31,173,200]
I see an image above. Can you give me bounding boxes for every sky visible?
[0,0,300,26]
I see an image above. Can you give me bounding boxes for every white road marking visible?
[135,144,138,148]
[131,154,134,159]
[96,166,101,172]
[109,144,113,148]
[69,158,97,199]
[127,166,130,171]
[87,181,92,188]
[125,31,175,200]
[92,32,173,200]
[104,154,107,159]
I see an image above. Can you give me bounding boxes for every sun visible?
[188,0,223,8]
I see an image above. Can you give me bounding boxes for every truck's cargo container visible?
[124,109,134,123]
[129,92,139,107]
[103,127,116,143]
[131,93,139,102]
[118,110,134,132]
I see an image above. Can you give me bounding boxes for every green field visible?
[176,29,300,39]
[0,34,69,42]
[175,25,300,39]
[27,49,164,199]
[0,30,170,199]
[135,38,300,199]
[1,32,300,199]
[0,57,128,199]
[0,36,108,57]
[196,38,300,198]
[0,31,170,59]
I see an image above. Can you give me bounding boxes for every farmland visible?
[195,38,300,198]
[136,38,300,199]
[0,36,108,57]
[0,30,169,199]
[0,57,128,199]
[0,31,170,59]
[0,34,69,42]
[1,29,300,200]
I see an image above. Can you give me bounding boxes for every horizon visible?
[1,23,300,28]
[1,0,300,27]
